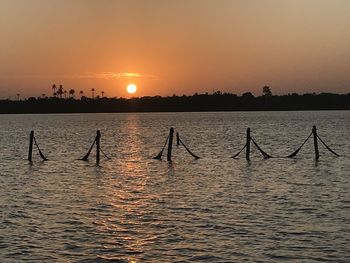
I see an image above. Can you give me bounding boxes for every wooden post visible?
[176,132,180,146]
[167,128,174,161]
[96,130,101,164]
[246,128,251,161]
[312,125,319,161]
[28,130,34,162]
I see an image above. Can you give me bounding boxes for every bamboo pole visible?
[312,125,319,161]
[28,130,34,162]
[96,130,101,164]
[167,128,174,161]
[176,132,180,146]
[246,128,251,161]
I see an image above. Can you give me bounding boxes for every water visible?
[0,111,349,262]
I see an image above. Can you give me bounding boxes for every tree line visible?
[0,87,349,113]
[13,84,105,101]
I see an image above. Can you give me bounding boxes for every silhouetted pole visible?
[96,130,101,164]
[246,128,251,161]
[167,128,174,161]
[176,132,180,146]
[28,130,34,162]
[312,125,319,161]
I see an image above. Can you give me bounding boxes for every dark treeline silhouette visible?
[0,92,349,114]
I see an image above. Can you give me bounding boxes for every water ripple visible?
[0,112,349,262]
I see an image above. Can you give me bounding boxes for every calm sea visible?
[1,111,349,262]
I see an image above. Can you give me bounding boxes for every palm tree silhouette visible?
[91,88,95,99]
[52,84,56,97]
[64,90,67,99]
[69,89,75,98]
[101,91,104,98]
[57,85,64,98]
[79,90,83,99]
[16,93,20,101]
[262,86,272,97]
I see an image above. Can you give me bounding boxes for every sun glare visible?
[126,84,137,94]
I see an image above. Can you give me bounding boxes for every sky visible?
[0,0,349,99]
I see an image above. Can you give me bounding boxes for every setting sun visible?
[126,84,137,94]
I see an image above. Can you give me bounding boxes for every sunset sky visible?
[0,0,349,99]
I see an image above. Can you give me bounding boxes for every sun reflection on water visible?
[91,142,160,261]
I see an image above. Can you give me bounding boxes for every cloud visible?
[0,71,157,80]
[116,72,141,78]
[77,72,156,80]
[76,72,117,79]
[0,72,49,78]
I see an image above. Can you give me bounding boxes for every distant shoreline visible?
[1,92,349,114]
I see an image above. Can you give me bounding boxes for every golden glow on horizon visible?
[126,84,137,94]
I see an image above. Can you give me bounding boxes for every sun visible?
[126,83,137,94]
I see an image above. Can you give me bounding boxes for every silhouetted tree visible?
[69,89,75,98]
[91,88,95,99]
[64,90,67,99]
[242,92,254,99]
[52,84,56,96]
[79,90,83,99]
[101,91,104,98]
[263,86,272,97]
[57,85,64,98]
[213,91,222,96]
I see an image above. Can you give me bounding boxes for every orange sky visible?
[0,0,349,99]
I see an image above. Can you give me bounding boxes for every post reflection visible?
[167,162,175,176]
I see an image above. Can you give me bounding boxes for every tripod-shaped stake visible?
[154,128,199,161]
[286,125,340,160]
[232,128,272,160]
[28,130,48,162]
[80,130,110,164]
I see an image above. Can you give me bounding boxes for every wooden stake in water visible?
[96,130,101,164]
[246,128,251,161]
[167,128,174,161]
[312,125,319,161]
[28,130,34,162]
[176,132,180,146]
